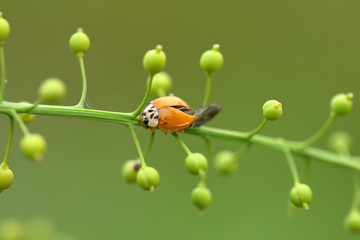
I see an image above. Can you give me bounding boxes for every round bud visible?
[136,166,160,191]
[143,45,166,75]
[38,78,66,104]
[19,101,36,124]
[330,92,353,116]
[0,13,10,43]
[69,28,90,55]
[345,211,360,233]
[289,183,313,209]
[214,150,237,174]
[191,185,212,213]
[0,218,25,240]
[185,153,208,176]
[200,44,224,74]
[0,164,14,191]
[20,133,47,161]
[150,71,172,96]
[328,131,352,154]
[122,159,141,183]
[262,100,283,121]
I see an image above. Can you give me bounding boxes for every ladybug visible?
[140,95,221,134]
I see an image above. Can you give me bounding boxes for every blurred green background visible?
[1,0,360,239]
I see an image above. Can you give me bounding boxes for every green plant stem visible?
[2,115,14,166]
[0,101,358,171]
[22,99,42,112]
[351,171,360,211]
[127,124,146,167]
[199,173,207,185]
[9,110,30,135]
[131,74,154,117]
[0,45,7,102]
[234,143,252,160]
[203,136,211,160]
[300,112,336,149]
[284,147,300,184]
[202,73,212,106]
[143,131,155,158]
[245,119,268,139]
[300,158,311,183]
[75,55,87,108]
[173,133,192,155]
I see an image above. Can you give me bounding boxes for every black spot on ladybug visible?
[154,115,159,119]
[148,109,153,112]
[151,105,155,109]
[141,112,146,116]
[150,113,154,119]
[143,118,149,125]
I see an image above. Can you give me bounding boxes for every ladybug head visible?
[140,104,159,128]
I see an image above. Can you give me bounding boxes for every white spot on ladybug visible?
[141,104,159,128]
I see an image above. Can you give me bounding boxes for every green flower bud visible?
[143,45,166,75]
[192,185,212,213]
[328,131,352,154]
[38,78,66,104]
[69,28,90,56]
[136,166,160,191]
[122,159,141,183]
[345,211,360,233]
[330,92,353,116]
[18,101,36,124]
[214,150,237,174]
[0,163,14,191]
[289,183,313,209]
[0,13,10,43]
[20,133,47,161]
[262,100,283,121]
[150,71,172,96]
[0,219,25,240]
[200,44,224,74]
[185,153,208,176]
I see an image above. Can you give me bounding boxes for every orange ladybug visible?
[140,96,221,134]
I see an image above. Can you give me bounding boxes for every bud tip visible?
[155,44,163,52]
[212,44,220,51]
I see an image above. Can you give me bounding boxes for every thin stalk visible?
[199,174,207,185]
[143,131,155,158]
[75,56,87,108]
[203,136,212,160]
[131,74,154,117]
[127,124,146,167]
[351,171,360,211]
[300,112,336,148]
[10,110,30,135]
[173,133,192,155]
[234,143,252,160]
[0,45,7,102]
[22,99,42,112]
[202,73,212,106]
[2,116,14,166]
[245,119,268,139]
[300,158,311,183]
[284,147,300,184]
